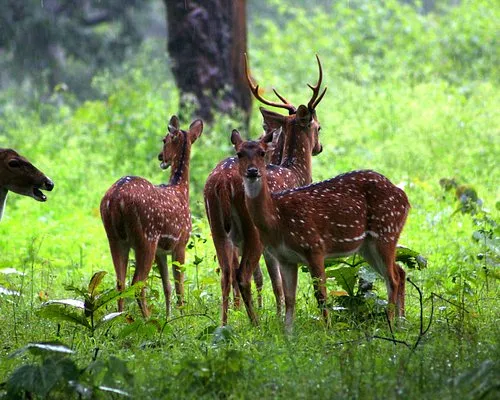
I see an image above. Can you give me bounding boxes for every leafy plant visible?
[313,245,428,316]
[1,342,133,399]
[38,271,139,337]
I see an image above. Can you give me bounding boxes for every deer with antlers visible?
[0,148,54,222]
[231,131,410,330]
[100,116,203,318]
[204,55,327,325]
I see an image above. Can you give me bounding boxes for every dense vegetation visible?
[0,1,498,398]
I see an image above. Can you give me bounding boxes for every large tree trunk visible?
[165,0,251,125]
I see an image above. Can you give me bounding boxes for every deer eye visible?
[236,152,243,158]
[258,150,265,157]
[8,159,21,168]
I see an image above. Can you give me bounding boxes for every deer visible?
[0,148,54,222]
[231,130,410,330]
[204,54,327,325]
[100,116,203,318]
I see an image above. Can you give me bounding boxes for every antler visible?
[244,54,297,115]
[307,54,327,111]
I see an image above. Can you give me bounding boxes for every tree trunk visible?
[165,0,251,126]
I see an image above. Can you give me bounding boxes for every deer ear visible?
[296,104,311,127]
[260,127,281,144]
[231,129,243,148]
[272,126,283,146]
[188,119,203,143]
[168,115,180,133]
[260,107,286,132]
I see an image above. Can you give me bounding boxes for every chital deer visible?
[204,54,327,325]
[231,131,410,330]
[0,148,54,221]
[100,116,203,318]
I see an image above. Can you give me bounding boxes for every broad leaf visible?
[396,245,428,269]
[64,284,89,299]
[0,285,20,296]
[88,271,108,296]
[326,266,359,296]
[94,282,143,310]
[98,386,130,396]
[9,342,74,358]
[41,299,85,309]
[6,364,46,397]
[94,312,124,330]
[0,267,25,275]
[38,304,91,329]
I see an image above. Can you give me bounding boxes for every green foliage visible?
[2,343,133,399]
[0,1,499,399]
[38,271,140,337]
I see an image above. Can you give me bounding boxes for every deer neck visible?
[243,173,278,235]
[0,187,7,221]
[168,139,190,196]
[279,123,313,185]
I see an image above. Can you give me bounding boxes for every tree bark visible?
[165,0,251,125]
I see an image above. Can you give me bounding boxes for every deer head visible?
[245,54,326,167]
[0,148,54,221]
[231,130,272,199]
[158,116,203,171]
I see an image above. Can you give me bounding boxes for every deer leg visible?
[279,262,299,331]
[307,253,328,323]
[263,250,284,315]
[155,252,172,318]
[253,265,264,309]
[132,241,157,318]
[214,238,234,325]
[237,240,263,326]
[108,240,129,313]
[396,264,406,317]
[172,246,185,309]
[378,244,401,320]
[361,240,401,320]
[231,247,241,308]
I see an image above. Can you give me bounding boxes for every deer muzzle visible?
[245,167,261,179]
[33,177,54,201]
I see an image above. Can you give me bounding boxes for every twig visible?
[431,292,470,314]
[407,277,431,349]
[372,335,410,348]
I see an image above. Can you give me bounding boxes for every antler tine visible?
[313,87,328,110]
[307,54,326,111]
[244,53,297,114]
[272,89,297,115]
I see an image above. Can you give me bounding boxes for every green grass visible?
[0,1,499,398]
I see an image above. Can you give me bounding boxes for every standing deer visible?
[231,131,410,330]
[0,148,54,221]
[204,55,327,325]
[100,116,203,318]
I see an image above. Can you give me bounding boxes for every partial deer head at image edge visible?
[0,148,54,221]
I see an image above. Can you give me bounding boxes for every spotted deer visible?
[0,148,54,221]
[231,131,410,330]
[204,55,327,325]
[100,116,203,318]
